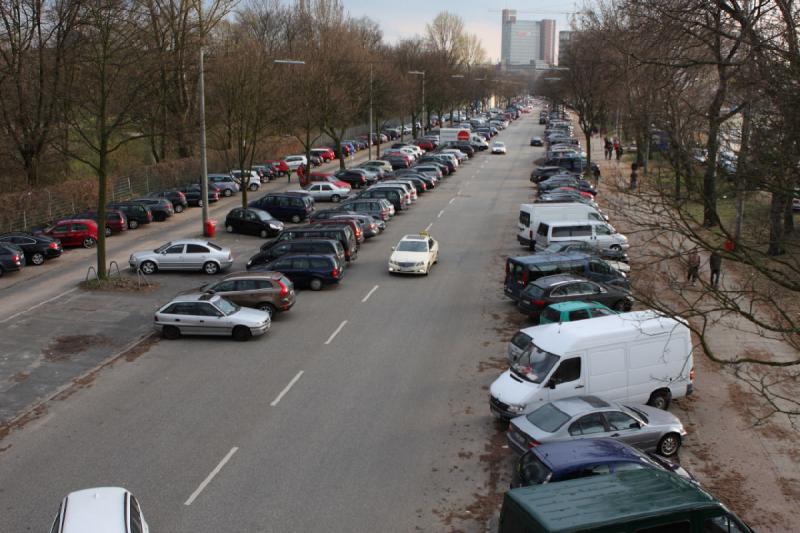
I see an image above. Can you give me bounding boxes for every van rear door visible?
[534,223,551,251]
[517,206,534,247]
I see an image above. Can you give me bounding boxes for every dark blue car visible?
[512,438,693,488]
[249,192,315,223]
[254,253,343,291]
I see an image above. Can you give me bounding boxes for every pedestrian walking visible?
[287,167,292,183]
[296,163,306,186]
[615,141,623,161]
[612,138,620,160]
[687,249,701,285]
[592,165,601,188]
[709,249,722,287]
[604,138,613,160]
[629,163,638,190]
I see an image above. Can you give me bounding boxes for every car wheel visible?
[257,303,276,319]
[612,300,627,311]
[105,226,112,237]
[290,214,301,223]
[647,390,672,410]
[162,325,180,340]
[309,277,323,291]
[198,199,204,207]
[331,194,340,203]
[259,229,268,238]
[656,433,682,457]
[232,325,252,342]
[249,184,258,191]
[610,244,622,251]
[175,204,185,213]
[82,237,96,248]
[140,260,157,275]
[203,261,220,275]
[226,224,234,233]
[129,219,139,229]
[31,252,45,265]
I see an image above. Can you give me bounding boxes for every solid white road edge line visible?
[437,210,444,218]
[324,320,348,345]
[270,370,304,407]
[361,285,379,303]
[184,447,239,506]
[0,287,78,324]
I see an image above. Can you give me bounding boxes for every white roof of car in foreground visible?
[401,234,427,241]
[531,310,689,356]
[61,487,128,533]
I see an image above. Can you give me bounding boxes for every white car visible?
[491,142,507,154]
[154,292,271,341]
[50,487,149,533]
[230,169,261,191]
[294,182,351,202]
[283,155,308,170]
[388,233,439,275]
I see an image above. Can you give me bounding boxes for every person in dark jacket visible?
[709,249,722,287]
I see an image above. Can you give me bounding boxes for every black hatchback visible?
[0,232,62,265]
[224,207,284,238]
[517,274,633,319]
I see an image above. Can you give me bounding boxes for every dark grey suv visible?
[517,274,633,318]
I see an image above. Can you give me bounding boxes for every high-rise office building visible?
[500,9,557,69]
[558,30,573,65]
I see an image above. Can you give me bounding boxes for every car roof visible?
[168,239,221,246]
[547,301,608,312]
[53,218,97,225]
[62,487,129,533]
[270,253,334,261]
[532,438,643,472]
[506,469,721,532]
[549,395,611,416]
[167,292,222,303]
[533,273,588,288]
[509,252,591,266]
[400,234,428,241]
[222,271,281,281]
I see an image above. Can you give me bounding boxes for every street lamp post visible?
[409,70,425,135]
[199,46,209,235]
[368,63,373,160]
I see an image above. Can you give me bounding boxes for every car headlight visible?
[507,404,525,414]
[270,223,282,230]
[414,262,424,267]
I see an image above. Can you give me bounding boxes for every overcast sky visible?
[341,0,580,63]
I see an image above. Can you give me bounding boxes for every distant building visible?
[500,9,557,71]
[558,31,573,65]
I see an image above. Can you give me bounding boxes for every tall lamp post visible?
[408,70,425,135]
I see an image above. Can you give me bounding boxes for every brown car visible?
[191,271,295,319]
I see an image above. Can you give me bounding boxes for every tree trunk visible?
[768,192,786,256]
[783,197,794,234]
[702,83,726,228]
[97,151,108,280]
[734,102,751,245]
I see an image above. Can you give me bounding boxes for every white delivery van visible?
[439,127,472,144]
[535,219,629,252]
[517,203,607,248]
[489,311,694,420]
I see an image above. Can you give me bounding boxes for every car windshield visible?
[623,405,649,424]
[216,297,239,315]
[396,241,427,252]
[510,331,532,350]
[255,210,275,221]
[519,452,553,485]
[525,403,572,433]
[512,344,559,383]
[155,242,172,253]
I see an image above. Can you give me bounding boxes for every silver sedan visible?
[154,292,270,341]
[295,182,351,202]
[129,239,234,275]
[507,395,687,457]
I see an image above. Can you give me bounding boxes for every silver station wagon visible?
[154,293,271,341]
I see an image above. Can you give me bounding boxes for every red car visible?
[413,139,434,151]
[76,209,128,237]
[311,148,335,162]
[265,159,289,176]
[42,219,99,248]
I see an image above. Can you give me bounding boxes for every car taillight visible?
[332,266,339,278]
[522,271,529,284]
[533,299,546,307]
[12,254,20,262]
[179,192,186,200]
[278,280,288,297]
[528,438,540,448]
[690,367,695,382]
[147,212,153,221]
[49,242,58,249]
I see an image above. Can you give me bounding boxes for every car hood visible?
[232,306,272,326]
[606,260,630,273]
[131,250,157,261]
[634,404,684,431]
[490,370,540,408]
[390,251,427,263]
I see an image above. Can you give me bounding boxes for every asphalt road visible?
[0,114,541,532]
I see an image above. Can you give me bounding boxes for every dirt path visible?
[595,145,799,531]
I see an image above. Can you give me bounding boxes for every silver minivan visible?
[535,220,629,252]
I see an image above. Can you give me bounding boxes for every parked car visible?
[539,300,617,325]
[339,198,392,221]
[146,190,188,212]
[178,184,220,207]
[311,147,335,162]
[511,438,694,489]
[269,223,358,262]
[74,209,128,237]
[154,292,270,341]
[294,182,351,202]
[0,232,62,265]
[517,274,633,318]
[129,239,234,275]
[248,238,345,270]
[224,207,284,238]
[332,169,368,188]
[507,396,687,458]
[538,240,629,264]
[230,169,261,191]
[254,253,343,291]
[40,219,98,248]
[130,197,175,221]
[283,155,308,170]
[191,271,295,319]
[249,192,315,223]
[49,487,150,533]
[0,243,24,277]
[530,136,543,147]
[265,159,290,176]
[357,187,406,212]
[491,141,507,154]
[107,202,154,228]
[208,173,240,196]
[312,210,381,238]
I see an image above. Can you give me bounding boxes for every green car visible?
[539,301,617,325]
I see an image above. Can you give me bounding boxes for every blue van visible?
[504,252,628,302]
[257,253,343,291]
[249,192,314,223]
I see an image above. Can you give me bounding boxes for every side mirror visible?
[547,380,557,390]
[391,246,395,251]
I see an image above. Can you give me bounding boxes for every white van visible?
[517,203,607,248]
[471,134,489,150]
[489,311,694,420]
[50,487,150,533]
[535,219,628,252]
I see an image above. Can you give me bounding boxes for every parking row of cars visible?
[494,102,752,532]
